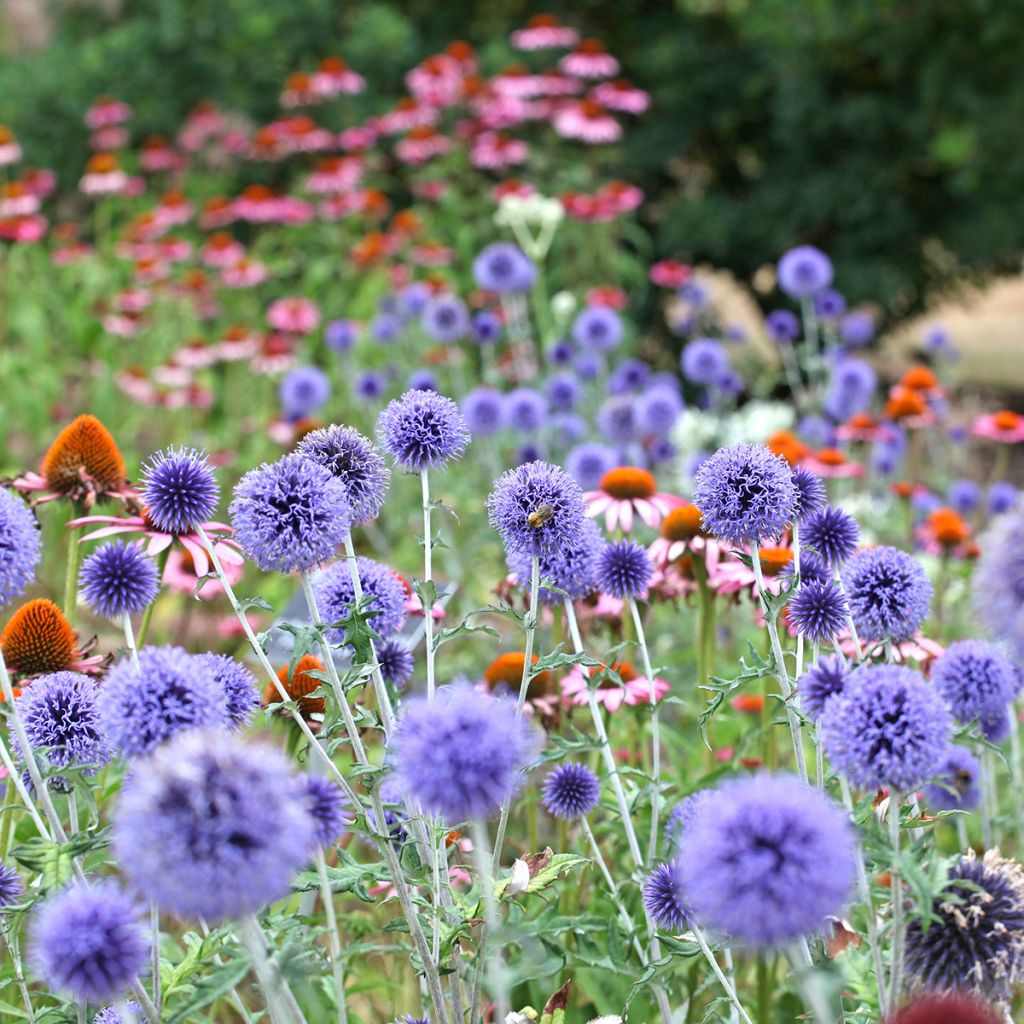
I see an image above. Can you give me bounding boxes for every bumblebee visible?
[527,504,556,528]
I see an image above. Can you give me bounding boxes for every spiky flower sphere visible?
[643,861,689,931]
[777,245,833,299]
[791,466,826,519]
[887,992,1002,1024]
[296,425,391,525]
[507,517,602,604]
[842,545,933,642]
[820,664,950,791]
[390,684,538,823]
[0,862,24,908]
[0,489,41,608]
[677,774,855,947]
[664,790,714,849]
[0,598,78,678]
[904,850,1024,1000]
[98,645,228,758]
[93,1003,143,1024]
[376,389,470,473]
[802,505,860,565]
[923,746,982,813]
[113,730,315,921]
[14,671,110,791]
[693,444,798,545]
[79,540,159,620]
[461,387,506,436]
[797,656,849,721]
[596,539,653,599]
[930,640,1017,725]
[973,505,1024,661]
[376,640,415,688]
[230,454,352,573]
[487,460,587,557]
[196,653,259,728]
[29,880,148,1003]
[299,774,349,848]
[787,580,848,643]
[141,446,219,534]
[313,556,407,645]
[541,762,601,819]
[472,242,536,294]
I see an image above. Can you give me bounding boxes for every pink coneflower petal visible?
[146,533,175,556]
[179,536,210,579]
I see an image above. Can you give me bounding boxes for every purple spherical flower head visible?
[93,1003,143,1024]
[196,653,259,729]
[766,309,800,344]
[814,288,846,319]
[791,466,826,520]
[546,373,581,411]
[547,338,574,365]
[650,438,677,465]
[516,441,546,465]
[681,337,729,386]
[487,460,586,557]
[777,245,833,299]
[390,684,538,822]
[313,556,406,645]
[230,455,352,574]
[14,671,110,790]
[644,861,689,931]
[141,447,219,535]
[988,481,1018,517]
[296,425,390,526]
[693,444,798,546]
[280,366,330,420]
[505,387,548,433]
[638,385,684,437]
[823,358,877,422]
[596,539,653,600]
[325,319,358,352]
[784,550,831,589]
[931,639,1017,725]
[923,745,981,812]
[377,389,470,473]
[355,371,386,401]
[677,774,854,947]
[0,862,23,908]
[299,773,349,848]
[98,646,228,758]
[973,506,1024,661]
[566,443,617,491]
[798,414,833,450]
[787,580,848,643]
[398,283,430,318]
[664,789,714,849]
[797,656,848,721]
[421,294,469,343]
[981,708,1011,743]
[842,545,932,642]
[371,313,401,344]
[376,639,415,687]
[541,762,600,819]
[507,517,602,604]
[30,880,147,1003]
[472,242,535,294]
[945,479,980,514]
[471,310,503,345]
[802,505,859,565]
[0,489,41,608]
[461,387,506,436]
[840,310,875,347]
[571,306,623,352]
[574,349,605,381]
[408,369,438,392]
[820,663,950,791]
[113,730,314,921]
[79,540,159,620]
[608,358,650,395]
[597,396,636,444]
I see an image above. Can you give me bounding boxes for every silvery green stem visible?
[887,793,905,1011]
[470,820,509,1022]
[197,918,258,1024]
[238,915,306,1024]
[149,902,161,1017]
[67,790,79,835]
[1,923,34,1023]
[431,829,444,964]
[794,524,805,680]
[691,925,754,1024]
[1010,700,1024,846]
[957,814,970,852]
[787,939,835,1024]
[316,848,348,1024]
[421,469,436,702]
[722,948,740,1024]
[981,750,994,850]
[0,730,49,839]
[832,570,862,662]
[128,981,162,1024]
[123,613,140,671]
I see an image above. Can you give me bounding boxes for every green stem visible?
[627,597,662,865]
[136,547,170,647]
[887,794,904,1012]
[63,520,83,628]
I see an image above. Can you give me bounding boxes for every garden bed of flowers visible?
[0,14,1023,1024]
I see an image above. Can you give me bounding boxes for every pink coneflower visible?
[199,196,235,229]
[491,65,546,98]
[536,71,583,96]
[374,98,438,135]
[834,413,883,444]
[800,447,863,479]
[586,286,628,310]
[560,661,669,712]
[586,467,682,532]
[0,126,22,166]
[115,367,159,404]
[492,179,535,202]
[274,196,314,226]
[85,96,132,129]
[649,259,692,288]
[200,232,245,268]
[971,409,1024,443]
[251,333,297,375]
[102,311,146,338]
[646,504,711,563]
[22,167,56,199]
[138,134,183,173]
[153,189,193,227]
[592,79,650,114]
[152,362,193,389]
[0,181,39,217]
[338,125,378,151]
[163,546,243,598]
[311,56,365,98]
[511,14,579,51]
[114,289,153,314]
[559,39,620,78]
[90,125,129,151]
[600,180,644,213]
[233,184,283,222]
[79,153,128,196]
[412,179,449,201]
[178,102,223,148]
[174,338,220,370]
[470,131,529,170]
[553,100,621,144]
[157,236,192,263]
[132,256,169,285]
[216,324,262,361]
[406,54,464,107]
[713,545,792,600]
[280,71,319,108]
[0,215,46,243]
[163,384,214,411]
[279,115,334,153]
[267,297,320,335]
[304,155,363,195]
[472,92,540,131]
[52,240,92,266]
[411,242,454,266]
[221,258,269,289]
[837,631,944,670]
[395,126,453,165]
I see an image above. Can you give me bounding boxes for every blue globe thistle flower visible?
[823,358,876,422]
[14,671,110,790]
[637,385,684,437]
[98,646,228,758]
[649,438,677,465]
[608,358,650,395]
[571,306,623,353]
[0,490,41,608]
[230,455,352,574]
[596,396,636,444]
[677,774,854,947]
[113,730,315,921]
[566,443,617,490]
[487,460,586,557]
[574,350,605,381]
[797,656,848,721]
[693,444,798,545]
[870,431,907,476]
[552,412,585,446]
[471,310,503,346]
[797,414,834,450]
[390,684,538,822]
[802,505,859,565]
[313,556,407,645]
[296,425,391,526]
[376,390,470,473]
[973,506,1024,660]
[472,243,535,294]
[30,880,148,1003]
[783,550,832,588]
[371,313,402,345]
[947,479,981,514]
[141,447,219,536]
[545,373,581,411]
[664,790,714,850]
[0,862,23,908]
[280,366,330,420]
[546,338,574,365]
[196,653,259,729]
[787,580,848,643]
[516,442,546,465]
[777,245,833,298]
[839,310,875,347]
[507,517,602,604]
[681,338,729,386]
[355,371,386,401]
[766,310,800,344]
[398,283,430,318]
[407,370,438,392]
[93,1002,143,1024]
[596,540,653,599]
[461,387,506,436]
[421,294,469,343]
[713,368,744,398]
[790,466,826,520]
[324,319,358,353]
[988,481,1018,517]
[923,745,982,813]
[820,663,950,791]
[505,387,548,433]
[904,850,1024,1000]
[79,540,159,620]
[376,639,415,688]
[299,773,348,848]
[931,640,1017,725]
[842,545,933,641]
[541,762,600,819]
[643,861,689,931]
[814,288,846,319]
[678,280,710,309]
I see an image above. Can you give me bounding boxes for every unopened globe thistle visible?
[596,539,653,599]
[230,454,352,573]
[973,505,1024,661]
[677,774,855,947]
[572,306,623,352]
[643,861,689,931]
[299,773,349,848]
[820,664,950,791]
[930,640,1017,725]
[390,684,538,822]
[461,387,506,436]
[376,639,415,688]
[376,390,470,473]
[313,556,407,645]
[507,516,602,603]
[541,762,600,819]
[923,745,982,813]
[296,425,391,525]
[0,489,41,608]
[279,365,330,419]
[113,729,315,921]
[196,653,260,729]
[777,245,833,299]
[505,387,548,433]
[472,242,535,294]
[888,993,1001,1024]
[693,444,798,546]
[842,546,933,642]
[79,540,159,619]
[93,1002,143,1024]
[791,466,826,519]
[98,646,228,758]
[141,447,219,535]
[904,850,1024,1001]
[421,294,470,343]
[0,862,24,908]
[797,656,848,721]
[680,338,729,386]
[802,505,860,565]
[30,880,148,1003]
[784,550,832,588]
[787,579,848,643]
[981,709,1011,743]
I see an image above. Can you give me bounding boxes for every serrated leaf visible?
[166,954,251,1024]
[496,853,589,899]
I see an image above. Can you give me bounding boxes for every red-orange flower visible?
[483,651,552,699]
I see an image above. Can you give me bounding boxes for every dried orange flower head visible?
[660,503,704,542]
[40,415,127,501]
[928,508,970,548]
[268,654,326,716]
[1,599,78,678]
[484,651,552,699]
[599,466,657,500]
[766,430,809,467]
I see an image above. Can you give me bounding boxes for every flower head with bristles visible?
[595,539,653,599]
[196,653,259,729]
[643,861,689,931]
[26,415,130,507]
[541,762,600,819]
[299,773,349,848]
[141,447,219,535]
[0,490,41,608]
[802,506,860,565]
[842,546,933,642]
[376,640,414,688]
[0,598,89,679]
[79,540,159,620]
[376,390,470,473]
[787,579,848,643]
[296,425,391,525]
